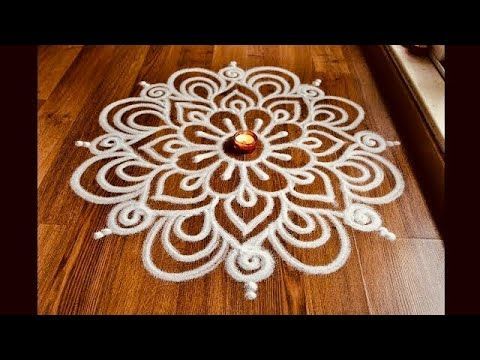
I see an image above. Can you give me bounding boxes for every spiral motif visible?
[89,134,125,154]
[218,65,245,81]
[343,203,382,231]
[225,245,274,283]
[107,200,154,235]
[298,84,325,100]
[355,131,387,153]
[141,84,169,99]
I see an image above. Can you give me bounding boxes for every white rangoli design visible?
[71,62,405,300]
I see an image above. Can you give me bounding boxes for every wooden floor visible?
[38,45,444,315]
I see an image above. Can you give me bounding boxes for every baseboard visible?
[362,45,445,237]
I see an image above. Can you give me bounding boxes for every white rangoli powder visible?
[70,62,405,300]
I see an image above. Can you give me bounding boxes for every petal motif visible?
[169,100,214,127]
[214,195,282,240]
[285,166,348,211]
[70,152,156,205]
[262,96,309,123]
[176,149,221,172]
[246,162,288,193]
[243,108,272,133]
[147,170,213,212]
[301,127,348,160]
[209,111,243,134]
[287,168,335,204]
[213,84,259,114]
[183,124,222,145]
[244,66,300,98]
[264,123,303,145]
[266,147,311,169]
[334,150,405,205]
[167,67,227,101]
[98,97,171,143]
[142,217,228,282]
[269,213,351,275]
[136,128,186,163]
[312,96,365,131]
[208,161,241,196]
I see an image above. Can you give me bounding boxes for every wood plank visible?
[342,46,441,240]
[38,224,69,314]
[38,46,150,314]
[303,237,370,314]
[55,206,129,315]
[38,45,117,186]
[38,45,83,101]
[38,210,109,314]
[355,236,445,315]
[135,45,183,84]
[211,45,249,70]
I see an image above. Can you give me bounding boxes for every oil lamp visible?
[233,130,258,154]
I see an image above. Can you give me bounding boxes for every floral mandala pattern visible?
[71,62,405,300]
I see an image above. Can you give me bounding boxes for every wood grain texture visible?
[38,45,444,315]
[354,237,444,315]
[38,45,83,102]
[38,45,117,186]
